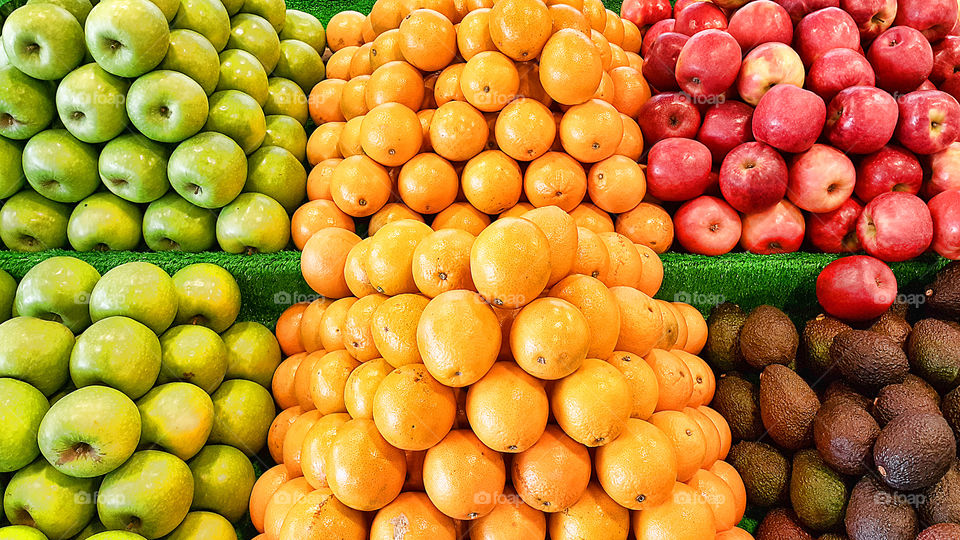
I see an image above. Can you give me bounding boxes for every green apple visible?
[171,263,241,332]
[13,256,100,333]
[2,459,96,539]
[87,532,147,540]
[141,193,216,252]
[67,193,143,252]
[26,0,93,24]
[0,65,56,140]
[0,317,73,396]
[84,0,169,78]
[0,269,15,323]
[207,379,274,455]
[264,77,308,125]
[0,525,49,539]
[239,0,284,32]
[279,10,325,53]
[172,0,231,52]
[97,450,193,538]
[227,13,280,73]
[204,90,266,155]
[156,325,227,393]
[69,317,161,399]
[126,70,208,144]
[55,63,129,144]
[98,133,170,204]
[158,30,220,96]
[165,512,236,540]
[0,379,48,472]
[216,193,290,254]
[244,145,305,212]
[2,4,84,80]
[145,0,179,22]
[273,40,324,93]
[221,0,243,15]
[187,445,254,522]
[167,132,247,209]
[221,322,280,389]
[0,191,70,252]
[89,262,177,334]
[72,519,106,540]
[0,44,7,66]
[37,385,141,477]
[22,129,99,203]
[263,114,306,162]
[216,49,269,106]
[0,137,24,199]
[136,382,213,461]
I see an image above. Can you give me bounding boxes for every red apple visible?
[915,79,938,91]
[674,2,728,35]
[807,197,863,253]
[641,18,676,57]
[714,0,751,7]
[816,255,897,321]
[840,0,897,40]
[867,26,934,94]
[929,190,960,259]
[925,141,960,197]
[858,191,933,261]
[787,144,857,213]
[932,36,960,85]
[642,31,689,91]
[736,42,805,106]
[672,0,704,15]
[727,0,793,51]
[753,84,826,153]
[824,86,899,154]
[855,145,924,202]
[719,141,788,214]
[895,89,960,155]
[894,0,958,42]
[806,48,876,102]
[697,100,754,162]
[773,0,839,22]
[794,7,860,67]
[674,195,743,255]
[621,0,673,27]
[637,92,702,144]
[646,137,714,201]
[941,76,960,104]
[740,199,806,254]
[675,29,742,100]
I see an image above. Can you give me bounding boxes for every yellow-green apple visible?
[868,26,934,94]
[2,459,97,538]
[0,269,13,322]
[697,100,754,163]
[171,264,240,332]
[70,316,161,399]
[640,18,674,57]
[136,382,214,460]
[157,325,228,393]
[1,4,84,80]
[646,137,713,201]
[895,90,960,155]
[97,450,194,538]
[806,48,876,102]
[719,141,788,213]
[273,40,325,93]
[933,36,960,85]
[753,84,826,153]
[673,2,726,36]
[25,0,94,25]
[264,77,309,125]
[56,63,129,144]
[216,49,270,106]
[787,144,856,213]
[172,0,231,52]
[216,193,291,254]
[126,70,209,144]
[0,137,24,198]
[227,13,281,73]
[166,512,237,540]
[816,255,897,321]
[159,30,221,96]
[675,29,741,99]
[0,379,48,472]
[619,0,671,28]
[0,190,70,252]
[221,322,282,387]
[774,0,840,23]
[825,86,898,154]
[727,0,793,51]
[240,0,285,32]
[0,65,56,140]
[98,133,170,204]
[142,193,217,252]
[264,114,307,161]
[221,0,243,16]
[673,195,742,255]
[794,7,859,67]
[638,92,701,144]
[0,526,49,539]
[895,0,958,41]
[641,31,687,92]
[736,42,804,106]
[187,445,255,521]
[279,10,326,53]
[929,190,960,259]
[84,0,169,77]
[740,199,806,254]
[207,379,275,455]
[806,197,863,253]
[88,531,149,540]
[841,0,896,39]
[857,191,933,261]
[37,385,141,477]
[13,255,100,333]
[926,142,960,197]
[0,317,72,396]
[856,145,923,202]
[22,129,99,203]
[89,262,178,334]
[244,146,306,212]
[168,132,248,209]
[67,192,143,252]
[204,90,266,154]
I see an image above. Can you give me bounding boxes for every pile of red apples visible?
[621,0,960,262]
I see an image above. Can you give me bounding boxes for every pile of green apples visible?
[0,0,326,254]
[0,257,283,540]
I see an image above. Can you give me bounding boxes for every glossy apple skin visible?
[620,0,672,27]
[857,191,933,261]
[855,145,923,202]
[840,0,897,40]
[868,26,934,94]
[806,48,875,102]
[737,42,805,106]
[824,86,899,154]
[774,0,839,22]
[741,199,806,254]
[895,90,960,155]
[794,7,860,67]
[641,18,676,57]
[816,255,897,321]
[806,197,863,253]
[719,141,788,213]
[932,36,960,85]
[675,29,742,100]
[674,2,727,35]
[638,92,702,144]
[925,142,960,197]
[674,195,742,255]
[697,100,754,162]
[929,190,960,259]
[642,31,688,91]
[753,84,826,153]
[787,144,856,213]
[894,0,958,41]
[727,0,793,51]
[646,137,713,201]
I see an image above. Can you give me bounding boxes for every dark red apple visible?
[807,197,863,253]
[727,0,794,51]
[753,84,826,153]
[642,31,689,91]
[674,195,743,255]
[793,7,860,67]
[806,48,876,102]
[894,0,959,42]
[641,18,676,57]
[621,0,673,28]
[646,137,714,201]
[858,191,933,261]
[815,255,897,321]
[737,42,805,106]
[925,142,960,197]
[637,92,702,144]
[867,26,934,94]
[825,86,899,154]
[940,76,960,103]
[928,189,960,259]
[774,0,840,23]
[674,2,728,35]
[740,199,806,254]
[697,100,755,162]
[787,144,857,213]
[895,90,960,155]
[719,141,789,213]
[840,0,897,40]
[932,36,960,85]
[675,29,742,100]
[855,145,924,202]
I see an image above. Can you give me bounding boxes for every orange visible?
[326,11,366,51]
[632,483,717,540]
[338,116,364,157]
[616,203,674,254]
[429,100,489,161]
[423,429,506,520]
[398,8,457,71]
[319,297,357,352]
[370,0,404,34]
[311,350,363,415]
[522,152,586,211]
[348,42,374,78]
[653,299,680,350]
[300,227,361,299]
[432,202,491,235]
[417,109,434,150]
[306,158,340,201]
[344,358,393,419]
[521,206,577,286]
[626,50,643,72]
[635,244,664,297]
[460,51,520,112]
[607,351,659,420]
[267,406,301,464]
[674,350,715,407]
[466,361,549,452]
[363,15,377,42]
[366,60,425,111]
[591,29,612,71]
[552,357,631,446]
[499,202,534,219]
[511,424,591,512]
[621,18,642,53]
[592,71,615,102]
[338,75,369,120]
[548,3,590,34]
[587,155,646,214]
[373,363,457,450]
[549,274,620,359]
[278,489,366,540]
[699,406,732,460]
[249,465,290,533]
[582,0,605,30]
[716,528,755,540]
[709,460,747,524]
[434,63,467,106]
[300,412,350,489]
[495,97,555,161]
[342,293,389,361]
[616,114,644,161]
[329,155,393,218]
[397,153,458,215]
[276,303,309,356]
[675,303,708,354]
[306,122,344,166]
[370,33,405,74]
[263,477,312,540]
[370,492,458,540]
[467,0,493,8]
[644,349,694,412]
[282,409,321,477]
[325,417,407,511]
[649,410,706,482]
[510,297,590,380]
[602,9,624,44]
[343,237,378,298]
[609,43,630,70]
[272,354,304,411]
[417,289,501,386]
[368,203,426,236]
[412,228,476,298]
[360,103,423,167]
[609,66,649,116]
[308,79,347,125]
[611,287,663,358]
[547,481,630,540]
[684,406,721,470]
[569,227,610,282]
[326,46,358,80]
[539,29,602,106]
[471,217,551,309]
[598,232,644,288]
[294,351,323,411]
[457,8,497,60]
[291,199,355,251]
[570,202,614,233]
[402,0,459,21]
[365,219,433,295]
[488,0,552,61]
[594,418,678,511]
[560,99,623,163]
[470,486,547,539]
[370,294,430,367]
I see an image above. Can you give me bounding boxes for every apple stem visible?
[244,247,259,256]
[189,315,208,326]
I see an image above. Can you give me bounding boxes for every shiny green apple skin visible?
[136,382,214,461]
[207,379,275,455]
[2,3,85,80]
[69,316,161,400]
[172,263,241,332]
[263,76,308,125]
[0,190,70,252]
[216,48,269,106]
[216,192,291,254]
[172,0,231,52]
[2,458,97,539]
[159,29,221,96]
[84,0,170,78]
[55,63,130,144]
[98,133,170,204]
[125,70,209,144]
[221,322,282,387]
[273,39,325,93]
[89,261,178,335]
[167,131,247,209]
[13,256,100,333]
[141,193,217,253]
[67,193,143,252]
[0,378,49,472]
[279,9,325,53]
[227,13,280,73]
[0,65,56,140]
[204,90,266,155]
[157,325,228,393]
[187,444,255,522]
[263,114,307,161]
[0,316,74,396]
[21,129,100,203]
[244,145,306,213]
